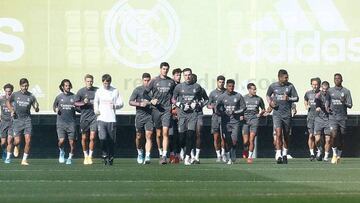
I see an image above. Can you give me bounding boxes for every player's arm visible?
[258,97,266,117]
[93,91,100,115]
[288,85,299,102]
[207,92,215,109]
[234,94,246,114]
[304,92,309,110]
[31,96,40,112]
[74,90,86,107]
[199,88,209,107]
[144,78,157,105]
[53,96,61,115]
[314,93,322,112]
[344,90,353,109]
[215,95,224,115]
[6,94,15,117]
[171,85,182,107]
[266,85,276,109]
[114,90,124,110]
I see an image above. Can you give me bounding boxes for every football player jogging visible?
[6,78,39,165]
[129,73,154,164]
[328,73,352,164]
[94,74,124,165]
[75,74,98,165]
[191,73,209,164]
[216,79,246,164]
[172,68,204,165]
[145,62,175,164]
[207,75,226,162]
[53,79,77,165]
[0,83,14,161]
[266,69,298,164]
[304,78,321,161]
[169,68,181,163]
[314,81,331,162]
[241,83,265,164]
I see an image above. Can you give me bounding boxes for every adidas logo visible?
[31,85,44,98]
[237,0,360,63]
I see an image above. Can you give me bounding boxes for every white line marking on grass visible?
[1,180,360,184]
[2,192,360,198]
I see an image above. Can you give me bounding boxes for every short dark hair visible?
[19,78,29,85]
[142,73,151,79]
[217,75,225,81]
[182,68,192,74]
[102,74,112,82]
[334,73,342,78]
[59,79,72,92]
[192,74,197,83]
[84,74,94,80]
[247,83,256,89]
[172,68,182,75]
[322,81,330,87]
[311,77,321,85]
[3,83,14,91]
[278,69,288,77]
[226,79,235,85]
[160,62,170,69]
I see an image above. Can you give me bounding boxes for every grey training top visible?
[304,90,319,120]
[53,92,76,125]
[9,91,37,119]
[216,91,246,124]
[129,85,152,117]
[208,88,225,114]
[328,86,352,120]
[172,81,203,113]
[75,86,98,122]
[0,96,11,121]
[145,75,175,110]
[315,91,331,120]
[243,94,265,120]
[266,82,299,118]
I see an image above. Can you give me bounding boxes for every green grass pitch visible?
[1,158,360,203]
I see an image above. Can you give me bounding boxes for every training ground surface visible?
[1,158,360,203]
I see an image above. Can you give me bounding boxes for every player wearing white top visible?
[94,74,124,165]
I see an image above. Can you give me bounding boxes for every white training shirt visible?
[94,86,123,122]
